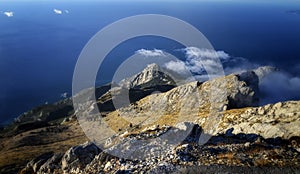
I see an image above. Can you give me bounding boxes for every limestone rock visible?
[253,66,279,82]
[61,142,101,171]
[38,153,63,173]
[219,101,300,139]
[105,122,201,160]
[25,152,54,173]
[119,63,176,89]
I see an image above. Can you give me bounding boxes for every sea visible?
[0,0,300,124]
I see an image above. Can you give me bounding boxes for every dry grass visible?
[104,111,131,132]
[104,103,251,137]
[217,152,234,159]
[0,122,88,173]
[152,114,179,127]
[224,107,249,116]
[253,158,271,166]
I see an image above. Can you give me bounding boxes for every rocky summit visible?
[96,63,176,112]
[118,63,176,89]
[0,64,299,174]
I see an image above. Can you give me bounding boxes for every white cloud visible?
[164,60,187,75]
[163,46,300,104]
[164,47,228,77]
[135,49,166,57]
[260,72,300,105]
[164,47,261,79]
[184,47,229,75]
[53,9,63,15]
[184,47,229,60]
[3,11,14,17]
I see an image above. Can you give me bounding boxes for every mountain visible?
[118,63,176,89]
[253,66,279,81]
[20,100,300,174]
[105,73,258,130]
[1,66,299,174]
[96,63,176,112]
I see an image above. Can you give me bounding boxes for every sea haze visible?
[0,1,300,124]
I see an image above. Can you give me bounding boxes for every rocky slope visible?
[1,65,299,174]
[217,101,300,139]
[0,64,178,173]
[0,118,88,174]
[103,73,258,133]
[21,101,300,173]
[96,63,176,112]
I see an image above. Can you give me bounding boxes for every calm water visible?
[1,1,300,124]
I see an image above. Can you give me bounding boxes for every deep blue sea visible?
[0,0,300,124]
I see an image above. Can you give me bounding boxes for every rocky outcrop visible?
[236,66,278,86]
[119,63,176,89]
[23,121,300,174]
[235,66,278,106]
[87,64,177,112]
[96,84,175,112]
[253,66,279,81]
[61,142,101,171]
[38,153,63,173]
[20,99,300,173]
[22,142,101,174]
[216,101,300,139]
[104,122,201,160]
[111,73,258,127]
[23,152,56,173]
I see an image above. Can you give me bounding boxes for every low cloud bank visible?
[135,47,299,105]
[164,47,257,78]
[259,72,300,105]
[164,47,300,105]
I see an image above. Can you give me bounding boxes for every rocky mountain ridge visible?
[118,63,176,89]
[22,100,300,174]
[1,64,299,174]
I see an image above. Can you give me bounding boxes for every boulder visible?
[61,142,101,171]
[221,101,300,139]
[25,152,54,173]
[38,153,63,173]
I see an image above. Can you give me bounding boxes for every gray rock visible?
[222,101,300,139]
[104,161,112,171]
[148,164,177,174]
[39,153,63,173]
[119,63,176,89]
[244,142,251,148]
[253,66,278,82]
[25,152,54,173]
[175,122,193,131]
[61,142,101,171]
